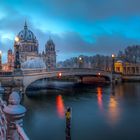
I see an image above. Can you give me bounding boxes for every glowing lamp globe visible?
[112,54,115,58]
[15,36,19,42]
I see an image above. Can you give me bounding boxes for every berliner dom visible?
[7,21,56,71]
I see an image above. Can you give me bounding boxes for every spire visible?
[24,21,28,29]
[49,35,51,40]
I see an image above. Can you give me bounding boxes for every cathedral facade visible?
[11,22,56,70]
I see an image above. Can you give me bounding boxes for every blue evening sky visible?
[0,0,140,62]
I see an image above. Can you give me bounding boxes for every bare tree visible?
[118,45,140,63]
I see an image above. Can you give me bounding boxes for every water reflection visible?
[97,87,103,111]
[56,95,65,118]
[22,82,140,140]
[108,95,120,125]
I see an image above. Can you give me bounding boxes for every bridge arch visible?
[23,69,112,92]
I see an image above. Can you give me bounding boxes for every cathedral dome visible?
[17,22,37,43]
[22,58,46,69]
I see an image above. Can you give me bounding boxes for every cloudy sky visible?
[0,0,140,62]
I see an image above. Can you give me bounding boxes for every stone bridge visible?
[0,68,120,93]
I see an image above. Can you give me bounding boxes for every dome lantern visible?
[24,21,28,30]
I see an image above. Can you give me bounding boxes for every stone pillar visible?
[3,91,26,140]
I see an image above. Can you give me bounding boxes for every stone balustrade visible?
[0,92,29,140]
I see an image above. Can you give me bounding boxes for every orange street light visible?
[58,72,62,78]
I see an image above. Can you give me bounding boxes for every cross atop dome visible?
[17,21,37,43]
[24,21,28,29]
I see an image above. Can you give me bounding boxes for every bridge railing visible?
[0,68,111,76]
[22,68,110,75]
[22,69,47,74]
[55,68,107,71]
[0,92,29,140]
[0,72,13,76]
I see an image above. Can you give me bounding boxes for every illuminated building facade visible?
[115,61,140,75]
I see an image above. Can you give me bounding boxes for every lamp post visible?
[111,54,115,74]
[111,54,116,85]
[78,56,83,68]
[0,50,2,71]
[14,36,21,71]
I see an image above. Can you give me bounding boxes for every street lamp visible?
[0,50,2,70]
[111,54,115,58]
[78,56,83,68]
[14,36,21,71]
[79,57,82,61]
[111,54,115,73]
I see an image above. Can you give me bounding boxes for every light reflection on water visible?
[22,81,140,140]
[56,95,65,118]
[97,87,103,111]
[108,95,120,126]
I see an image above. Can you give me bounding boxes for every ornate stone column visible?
[3,91,26,140]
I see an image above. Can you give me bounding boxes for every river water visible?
[22,81,140,140]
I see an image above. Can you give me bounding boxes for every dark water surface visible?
[23,81,140,140]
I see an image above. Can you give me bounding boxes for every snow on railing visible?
[16,124,30,140]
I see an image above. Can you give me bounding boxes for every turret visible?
[45,37,56,70]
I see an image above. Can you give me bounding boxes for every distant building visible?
[114,60,124,73]
[115,61,140,75]
[2,63,9,71]
[7,49,14,71]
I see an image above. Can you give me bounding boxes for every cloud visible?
[1,0,140,62]
[49,32,140,61]
[40,0,140,20]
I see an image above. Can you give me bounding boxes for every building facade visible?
[12,22,56,70]
[115,61,140,75]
